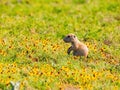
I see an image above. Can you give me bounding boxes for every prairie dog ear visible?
[72,35,76,38]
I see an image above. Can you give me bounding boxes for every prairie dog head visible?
[63,34,78,43]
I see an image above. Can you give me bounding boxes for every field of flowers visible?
[0,0,120,90]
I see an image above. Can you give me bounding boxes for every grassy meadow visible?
[0,0,120,90]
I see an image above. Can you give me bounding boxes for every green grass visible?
[0,0,120,90]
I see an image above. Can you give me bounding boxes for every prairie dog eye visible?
[67,35,70,38]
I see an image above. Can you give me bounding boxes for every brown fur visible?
[63,34,88,57]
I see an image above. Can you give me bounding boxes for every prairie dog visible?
[63,34,88,57]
